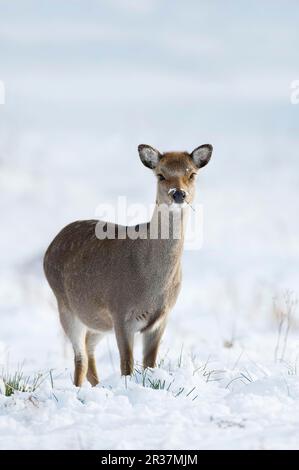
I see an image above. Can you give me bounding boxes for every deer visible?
[43,143,213,387]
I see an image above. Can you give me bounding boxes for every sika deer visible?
[44,144,213,386]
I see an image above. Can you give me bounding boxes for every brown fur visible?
[44,144,212,386]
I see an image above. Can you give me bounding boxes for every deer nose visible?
[172,190,186,204]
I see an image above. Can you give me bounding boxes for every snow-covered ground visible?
[0,1,299,450]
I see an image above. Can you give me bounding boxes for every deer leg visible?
[59,305,88,387]
[85,331,103,386]
[71,326,88,387]
[114,323,134,376]
[73,347,88,387]
[143,320,166,369]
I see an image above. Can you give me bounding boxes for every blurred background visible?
[0,0,299,370]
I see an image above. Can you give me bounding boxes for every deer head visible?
[138,144,213,207]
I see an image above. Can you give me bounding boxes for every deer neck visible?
[148,203,188,258]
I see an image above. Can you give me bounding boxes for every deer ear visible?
[138,144,161,169]
[190,144,213,169]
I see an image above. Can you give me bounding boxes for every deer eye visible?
[189,172,197,180]
[158,174,165,181]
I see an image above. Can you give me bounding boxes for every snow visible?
[1,0,299,450]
